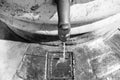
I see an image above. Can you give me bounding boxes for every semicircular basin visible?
[0,0,120,36]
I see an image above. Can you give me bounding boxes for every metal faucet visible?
[56,0,71,42]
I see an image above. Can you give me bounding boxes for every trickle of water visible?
[56,42,66,65]
[63,42,66,60]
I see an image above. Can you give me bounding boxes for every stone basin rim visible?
[1,13,120,36]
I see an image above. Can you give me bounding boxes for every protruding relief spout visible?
[56,0,71,42]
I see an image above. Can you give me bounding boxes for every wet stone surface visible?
[47,52,74,80]
[15,45,74,80]
[8,31,120,80]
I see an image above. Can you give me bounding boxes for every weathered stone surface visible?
[1,12,120,80]
[15,45,47,80]
[1,0,120,37]
[73,31,120,80]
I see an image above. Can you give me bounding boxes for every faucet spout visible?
[56,0,71,42]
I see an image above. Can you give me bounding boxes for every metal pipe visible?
[56,0,71,42]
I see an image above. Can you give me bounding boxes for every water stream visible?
[56,42,66,65]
